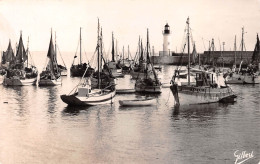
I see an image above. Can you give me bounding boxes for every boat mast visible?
[97,19,100,89]
[146,29,150,64]
[80,27,82,65]
[112,32,115,62]
[241,27,244,61]
[123,46,124,65]
[234,35,237,66]
[27,36,29,68]
[187,17,190,86]
[128,45,130,60]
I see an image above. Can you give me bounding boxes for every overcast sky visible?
[0,0,260,54]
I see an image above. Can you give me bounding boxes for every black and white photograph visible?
[0,0,259,163]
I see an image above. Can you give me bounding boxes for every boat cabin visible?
[195,72,214,87]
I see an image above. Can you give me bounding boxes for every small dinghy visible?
[119,97,156,106]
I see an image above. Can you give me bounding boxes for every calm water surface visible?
[0,52,259,163]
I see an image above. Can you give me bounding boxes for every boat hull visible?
[60,70,67,76]
[225,73,260,84]
[116,89,135,94]
[0,75,4,84]
[135,84,162,93]
[130,71,153,79]
[38,77,62,86]
[70,65,94,77]
[170,84,237,106]
[3,76,37,86]
[119,98,156,106]
[61,90,116,106]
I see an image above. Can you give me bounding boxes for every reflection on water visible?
[0,65,259,163]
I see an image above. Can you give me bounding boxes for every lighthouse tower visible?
[163,23,171,56]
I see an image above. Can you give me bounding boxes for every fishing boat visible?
[70,28,94,77]
[119,97,156,106]
[61,20,116,106]
[0,40,14,84]
[135,29,162,93]
[103,32,124,78]
[225,29,260,84]
[130,37,153,79]
[170,18,237,107]
[38,31,62,86]
[3,32,38,86]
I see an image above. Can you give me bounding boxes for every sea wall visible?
[151,51,254,66]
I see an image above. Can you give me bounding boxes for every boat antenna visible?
[187,17,190,86]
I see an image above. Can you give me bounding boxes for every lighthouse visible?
[163,23,171,56]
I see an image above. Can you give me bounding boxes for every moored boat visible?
[3,33,38,86]
[61,20,116,106]
[70,28,94,77]
[119,97,156,106]
[103,32,124,78]
[38,31,62,86]
[170,18,236,107]
[135,29,162,93]
[225,29,260,84]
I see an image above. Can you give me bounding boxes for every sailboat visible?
[225,28,260,84]
[170,18,236,106]
[61,20,116,106]
[135,29,162,93]
[0,40,15,84]
[3,32,38,86]
[103,32,124,78]
[130,37,153,79]
[38,31,62,86]
[70,28,94,77]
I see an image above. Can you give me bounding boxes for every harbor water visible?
[0,52,259,163]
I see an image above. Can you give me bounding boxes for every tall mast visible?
[146,29,149,63]
[122,46,124,65]
[55,32,57,63]
[80,27,82,65]
[234,35,237,65]
[241,27,244,61]
[116,39,118,61]
[128,45,129,60]
[187,17,190,86]
[27,36,29,68]
[112,32,115,62]
[100,28,103,74]
[97,19,100,89]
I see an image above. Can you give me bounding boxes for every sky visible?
[0,0,260,54]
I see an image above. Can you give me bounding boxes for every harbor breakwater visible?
[151,51,254,67]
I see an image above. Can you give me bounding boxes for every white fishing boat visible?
[170,18,237,107]
[119,97,156,106]
[3,33,38,86]
[135,29,162,93]
[61,19,116,106]
[38,31,62,86]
